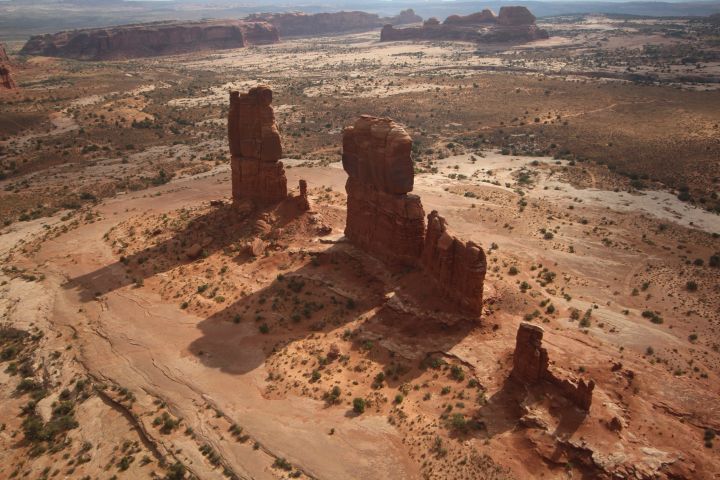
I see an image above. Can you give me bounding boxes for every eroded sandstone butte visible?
[381,6,548,44]
[512,323,595,410]
[228,86,287,206]
[343,115,486,315]
[19,20,279,60]
[248,9,422,37]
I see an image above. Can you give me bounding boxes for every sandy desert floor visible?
[1,14,719,480]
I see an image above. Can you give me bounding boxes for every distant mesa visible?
[444,10,497,26]
[381,6,548,44]
[19,19,280,60]
[247,9,422,37]
[19,10,424,61]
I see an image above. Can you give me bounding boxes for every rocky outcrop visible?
[444,10,496,25]
[511,323,595,411]
[228,86,287,206]
[381,6,548,44]
[422,211,486,314]
[248,10,422,37]
[343,115,486,314]
[0,43,9,63]
[19,20,279,60]
[297,180,310,211]
[497,6,536,26]
[0,43,16,90]
[343,116,425,265]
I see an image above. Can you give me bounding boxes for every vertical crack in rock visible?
[228,85,287,207]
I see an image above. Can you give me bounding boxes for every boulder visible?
[185,243,203,259]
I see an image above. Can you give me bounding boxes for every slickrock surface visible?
[19,20,279,60]
[381,6,548,44]
[343,116,426,265]
[228,86,287,206]
[422,211,486,314]
[512,323,595,410]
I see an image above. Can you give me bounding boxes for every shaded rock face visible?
[0,43,16,90]
[343,116,426,265]
[249,11,382,36]
[0,43,9,63]
[19,20,279,60]
[0,65,16,90]
[228,86,287,206]
[381,6,548,44]
[422,211,487,314]
[343,115,486,314]
[511,323,549,383]
[497,6,536,26]
[511,323,595,411]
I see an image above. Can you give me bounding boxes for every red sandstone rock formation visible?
[497,6,536,26]
[343,116,425,265]
[422,211,486,314]
[381,6,547,44]
[512,323,595,411]
[342,115,486,314]
[0,43,9,63]
[228,86,287,206]
[297,180,310,211]
[444,10,496,25]
[0,64,16,90]
[0,43,16,90]
[19,20,279,60]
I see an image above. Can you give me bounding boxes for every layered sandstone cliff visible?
[20,20,279,60]
[512,323,595,411]
[228,86,287,206]
[342,115,485,315]
[381,6,548,44]
[248,10,422,37]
